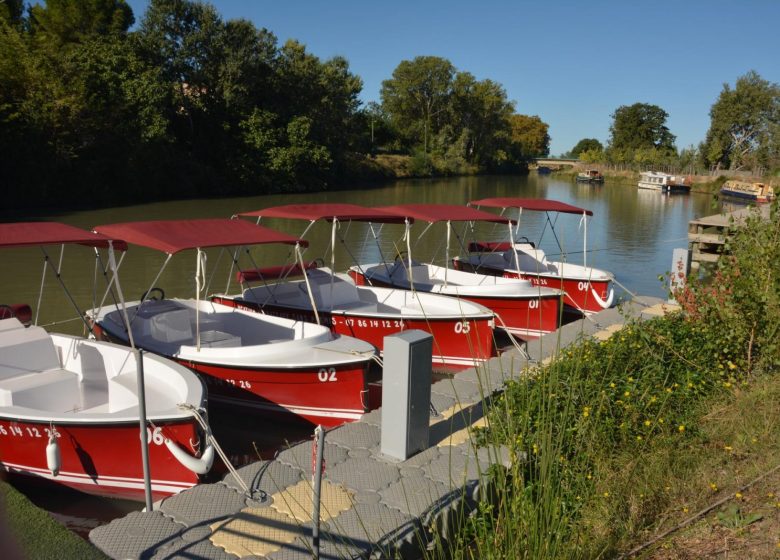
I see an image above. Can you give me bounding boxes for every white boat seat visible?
[0,368,81,412]
[108,371,139,412]
[0,319,62,380]
[198,330,241,348]
[405,265,430,284]
[315,281,360,308]
[509,244,550,272]
[148,308,193,343]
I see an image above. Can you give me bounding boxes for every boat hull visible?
[452,261,611,314]
[348,270,560,339]
[211,295,496,372]
[177,357,370,428]
[719,188,769,203]
[0,417,201,501]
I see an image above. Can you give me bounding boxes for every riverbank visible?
[1,479,107,559]
[434,202,779,559]
[551,167,776,195]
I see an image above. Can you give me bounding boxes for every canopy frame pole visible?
[107,242,135,349]
[510,220,521,274]
[405,219,414,290]
[225,247,241,295]
[195,248,205,352]
[444,220,450,287]
[140,254,173,307]
[329,219,337,307]
[297,243,320,325]
[34,253,48,326]
[369,222,390,286]
[39,246,94,335]
[582,212,588,269]
[93,250,126,318]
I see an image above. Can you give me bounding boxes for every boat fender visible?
[164,438,215,475]
[592,286,615,309]
[46,435,61,477]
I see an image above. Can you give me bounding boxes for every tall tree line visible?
[0,1,548,210]
[0,0,368,208]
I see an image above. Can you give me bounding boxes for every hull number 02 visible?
[318,368,338,382]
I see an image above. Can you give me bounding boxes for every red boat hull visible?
[0,418,201,501]
[212,296,496,373]
[453,261,611,315]
[175,356,370,428]
[348,270,561,339]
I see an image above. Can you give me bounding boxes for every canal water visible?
[1,173,721,536]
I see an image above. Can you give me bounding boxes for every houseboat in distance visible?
[638,171,692,193]
[576,169,604,183]
[719,180,775,203]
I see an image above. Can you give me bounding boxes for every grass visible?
[0,479,108,560]
[425,202,779,559]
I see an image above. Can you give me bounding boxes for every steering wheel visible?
[0,304,14,320]
[142,287,166,302]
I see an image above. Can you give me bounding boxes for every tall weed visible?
[432,202,779,559]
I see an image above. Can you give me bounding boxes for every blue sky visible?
[126,0,780,155]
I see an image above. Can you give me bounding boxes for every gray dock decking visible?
[90,296,670,559]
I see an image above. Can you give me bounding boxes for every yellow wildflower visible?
[644,420,651,427]
[678,425,685,433]
[735,492,743,499]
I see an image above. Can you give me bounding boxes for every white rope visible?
[178,404,253,496]
[491,311,531,360]
[195,249,207,352]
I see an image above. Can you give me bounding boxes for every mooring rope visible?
[178,404,252,496]
[491,311,531,360]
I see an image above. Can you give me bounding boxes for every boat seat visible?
[107,371,139,412]
[315,281,360,308]
[145,307,193,343]
[0,319,61,380]
[404,265,430,284]
[198,330,241,348]
[510,244,550,271]
[0,368,81,412]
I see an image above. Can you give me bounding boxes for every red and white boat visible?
[0,222,213,501]
[212,204,496,372]
[347,204,564,339]
[457,198,615,314]
[90,219,375,427]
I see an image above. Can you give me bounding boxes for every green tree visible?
[701,70,780,171]
[0,0,25,26]
[508,114,550,161]
[571,138,603,158]
[607,103,676,162]
[448,72,514,168]
[30,0,134,48]
[380,56,455,153]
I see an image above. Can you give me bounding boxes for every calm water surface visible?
[1,174,721,536]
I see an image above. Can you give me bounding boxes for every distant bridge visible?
[533,158,580,168]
